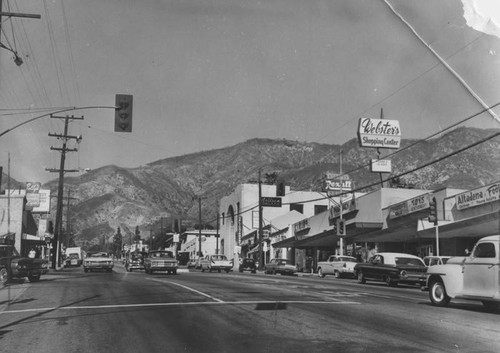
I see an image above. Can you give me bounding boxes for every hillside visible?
[2,127,500,246]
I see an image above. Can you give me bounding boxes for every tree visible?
[133,226,141,242]
[112,227,123,258]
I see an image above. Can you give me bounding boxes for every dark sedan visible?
[354,252,427,287]
[265,259,297,275]
[238,258,257,273]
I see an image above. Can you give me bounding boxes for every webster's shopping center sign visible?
[357,118,401,149]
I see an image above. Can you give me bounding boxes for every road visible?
[1,262,499,353]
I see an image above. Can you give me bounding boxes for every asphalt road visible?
[1,263,499,353]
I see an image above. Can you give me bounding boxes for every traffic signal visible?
[428,197,438,225]
[337,219,346,236]
[114,94,133,132]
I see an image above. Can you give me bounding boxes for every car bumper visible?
[84,264,114,269]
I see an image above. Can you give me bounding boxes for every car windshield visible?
[395,257,424,266]
[212,255,227,261]
[89,252,107,258]
[152,252,174,258]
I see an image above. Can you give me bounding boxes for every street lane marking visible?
[148,278,225,303]
[0,300,360,315]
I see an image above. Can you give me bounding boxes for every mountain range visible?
[2,126,499,247]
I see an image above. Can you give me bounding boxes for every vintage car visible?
[425,235,500,311]
[423,255,451,267]
[144,250,179,275]
[317,255,357,278]
[265,259,297,276]
[125,251,146,272]
[354,252,427,287]
[200,254,233,273]
[83,252,114,273]
[238,258,257,273]
[0,243,49,285]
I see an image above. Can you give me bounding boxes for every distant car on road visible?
[423,255,451,267]
[83,252,114,273]
[317,255,357,278]
[144,250,179,275]
[125,251,146,272]
[354,252,427,287]
[200,254,233,273]
[238,258,257,273]
[265,259,297,276]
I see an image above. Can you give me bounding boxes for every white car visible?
[200,254,232,273]
[83,252,114,273]
[426,235,500,311]
[317,255,357,278]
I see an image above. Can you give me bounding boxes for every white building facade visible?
[219,183,332,268]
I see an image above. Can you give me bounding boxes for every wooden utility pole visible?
[46,115,83,269]
[258,169,263,271]
[0,1,40,64]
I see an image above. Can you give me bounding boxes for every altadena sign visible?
[357,118,401,149]
[455,182,500,210]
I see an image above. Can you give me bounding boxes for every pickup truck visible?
[0,244,49,285]
[426,235,500,311]
[317,255,357,278]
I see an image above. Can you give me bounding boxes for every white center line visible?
[149,278,225,302]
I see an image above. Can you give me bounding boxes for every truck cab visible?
[426,235,500,311]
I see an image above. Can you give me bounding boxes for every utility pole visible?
[0,1,40,66]
[258,169,263,271]
[198,196,202,258]
[46,115,83,269]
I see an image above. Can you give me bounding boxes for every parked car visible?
[423,255,451,267]
[83,252,114,273]
[238,258,257,273]
[125,251,146,272]
[200,254,233,273]
[265,259,297,276]
[187,258,198,269]
[354,252,427,287]
[425,235,500,311]
[317,255,357,278]
[0,243,49,285]
[144,250,179,275]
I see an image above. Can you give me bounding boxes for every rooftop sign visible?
[357,118,401,149]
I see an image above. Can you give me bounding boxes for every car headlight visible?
[400,270,408,278]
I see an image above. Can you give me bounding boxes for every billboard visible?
[357,118,401,149]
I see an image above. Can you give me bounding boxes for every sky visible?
[1,0,500,184]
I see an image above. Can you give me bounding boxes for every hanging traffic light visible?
[114,94,133,132]
[337,219,346,236]
[428,197,438,225]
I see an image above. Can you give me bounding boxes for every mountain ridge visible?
[2,127,499,247]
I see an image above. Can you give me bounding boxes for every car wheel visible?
[272,270,277,275]
[0,267,10,286]
[225,269,230,273]
[429,279,450,307]
[481,301,500,312]
[201,268,205,272]
[28,274,41,282]
[84,269,89,273]
[334,270,341,279]
[172,269,177,275]
[384,275,397,287]
[218,269,221,273]
[357,271,366,284]
[317,268,325,278]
